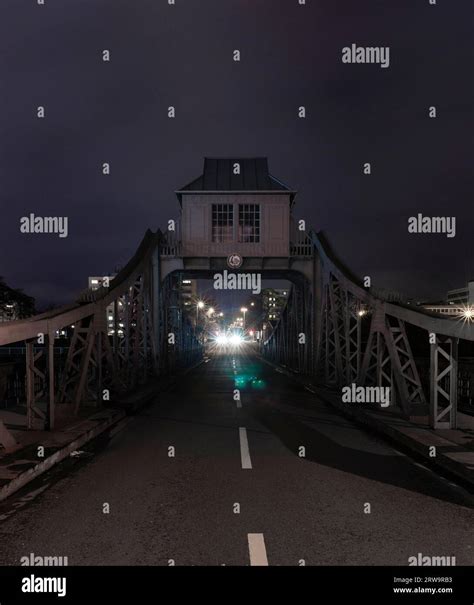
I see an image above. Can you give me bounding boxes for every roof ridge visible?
[176,158,297,205]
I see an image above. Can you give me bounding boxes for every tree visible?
[0,277,35,320]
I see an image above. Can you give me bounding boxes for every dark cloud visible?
[0,0,472,308]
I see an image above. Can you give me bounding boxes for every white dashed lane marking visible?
[239,427,252,469]
[248,533,268,566]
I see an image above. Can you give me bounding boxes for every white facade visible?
[447,280,474,305]
[180,193,291,258]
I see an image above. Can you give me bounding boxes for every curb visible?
[258,355,474,489]
[0,355,206,503]
[0,409,125,503]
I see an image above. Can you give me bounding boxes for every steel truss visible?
[430,335,458,429]
[0,231,202,432]
[262,230,474,428]
[0,225,472,432]
[264,282,312,376]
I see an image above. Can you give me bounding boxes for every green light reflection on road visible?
[234,373,266,390]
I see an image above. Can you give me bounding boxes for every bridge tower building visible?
[171,157,304,274]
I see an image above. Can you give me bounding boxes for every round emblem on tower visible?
[227,253,243,269]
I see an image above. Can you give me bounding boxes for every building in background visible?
[420,280,474,320]
[88,276,120,336]
[262,288,289,323]
[241,294,263,339]
[447,280,474,306]
[180,278,197,311]
[260,287,290,342]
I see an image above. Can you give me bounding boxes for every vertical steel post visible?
[151,244,161,372]
[113,299,118,353]
[26,341,34,430]
[47,330,55,430]
[430,335,458,429]
[312,253,323,377]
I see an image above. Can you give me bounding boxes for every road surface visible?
[0,345,472,566]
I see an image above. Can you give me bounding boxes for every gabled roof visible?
[176,158,297,204]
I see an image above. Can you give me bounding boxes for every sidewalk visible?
[0,406,126,503]
[259,356,474,489]
[0,356,206,503]
[313,385,474,487]
[0,379,163,503]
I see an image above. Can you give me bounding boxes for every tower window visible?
[238,204,260,243]
[212,204,234,242]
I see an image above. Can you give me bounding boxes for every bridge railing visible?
[262,229,474,429]
[289,218,313,257]
[0,230,202,438]
[160,220,182,257]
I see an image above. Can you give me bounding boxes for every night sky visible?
[0,0,472,309]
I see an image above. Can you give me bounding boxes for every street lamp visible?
[196,300,205,322]
[240,307,248,328]
[208,307,215,316]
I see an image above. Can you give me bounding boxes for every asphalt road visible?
[0,345,473,566]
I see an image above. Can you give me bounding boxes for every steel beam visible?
[430,335,458,429]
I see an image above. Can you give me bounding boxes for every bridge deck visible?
[0,346,472,566]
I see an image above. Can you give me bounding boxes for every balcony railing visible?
[160,221,182,257]
[289,219,313,257]
[160,218,314,258]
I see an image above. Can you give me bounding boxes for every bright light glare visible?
[216,334,245,345]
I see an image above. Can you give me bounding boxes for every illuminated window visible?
[212,204,234,243]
